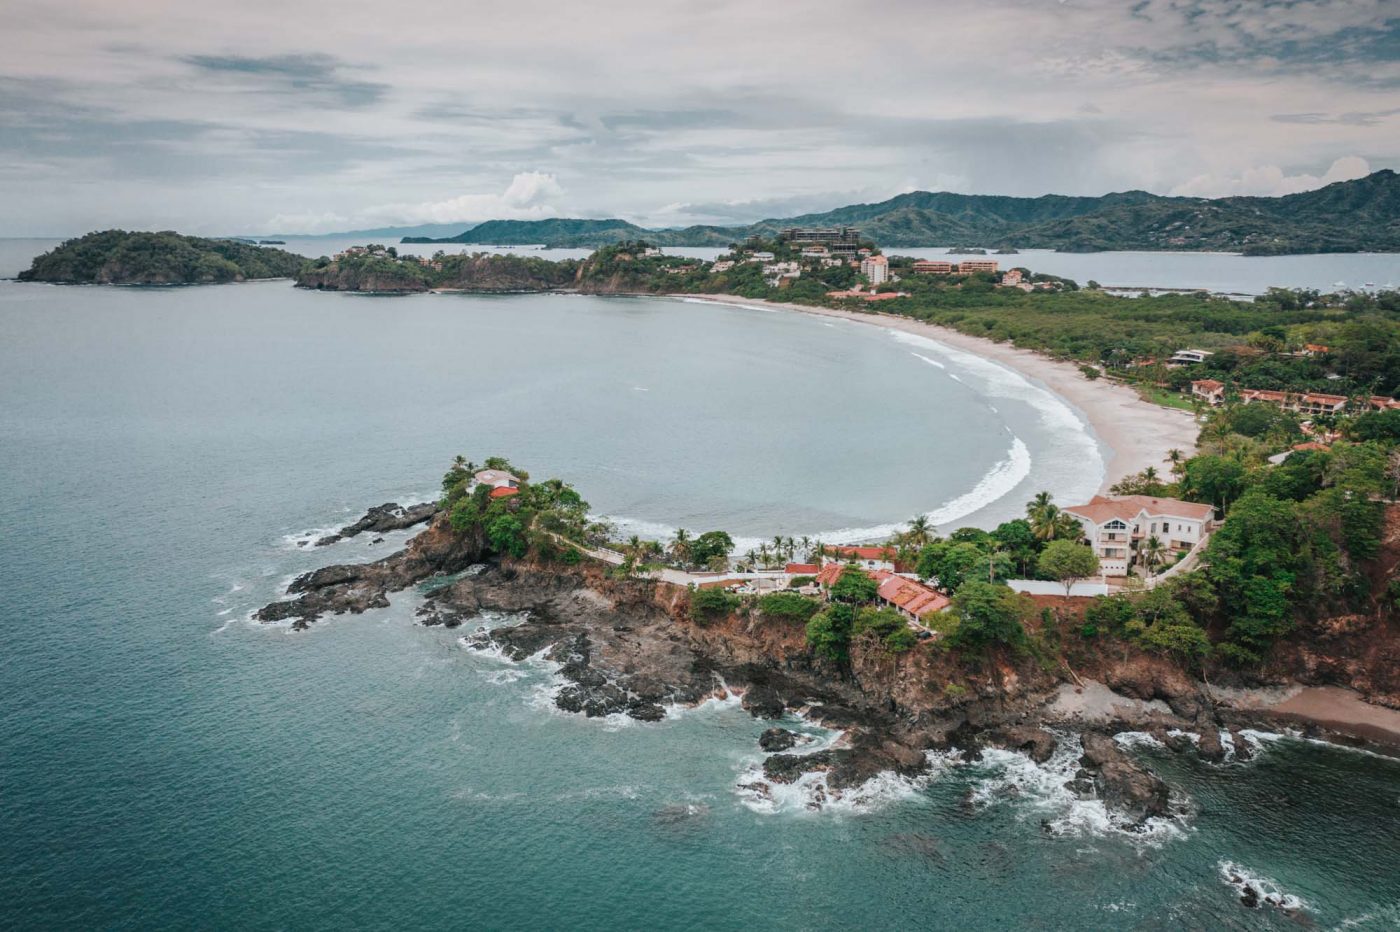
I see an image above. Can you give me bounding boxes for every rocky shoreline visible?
[255,505,1390,825]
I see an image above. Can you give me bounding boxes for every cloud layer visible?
[0,0,1396,235]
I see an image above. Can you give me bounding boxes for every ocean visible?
[3,274,1399,929]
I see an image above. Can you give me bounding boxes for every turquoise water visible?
[3,280,1400,929]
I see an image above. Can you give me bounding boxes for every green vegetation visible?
[19,230,304,284]
[396,170,1400,253]
[439,456,591,563]
[1037,541,1100,596]
[688,587,740,624]
[756,591,822,622]
[946,582,1032,653]
[853,607,919,653]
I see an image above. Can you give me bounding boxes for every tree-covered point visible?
[439,455,590,560]
[18,230,305,284]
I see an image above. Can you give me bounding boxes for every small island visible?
[17,230,305,285]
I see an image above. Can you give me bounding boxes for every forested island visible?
[17,230,305,284]
[404,170,1400,254]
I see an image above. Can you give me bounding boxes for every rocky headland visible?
[252,503,1400,826]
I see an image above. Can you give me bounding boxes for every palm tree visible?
[758,543,771,569]
[799,536,812,561]
[905,514,933,549]
[1140,535,1167,574]
[669,528,693,566]
[1142,466,1160,484]
[1167,448,1186,479]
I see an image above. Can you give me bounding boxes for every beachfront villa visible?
[1240,389,1348,416]
[1062,494,1216,577]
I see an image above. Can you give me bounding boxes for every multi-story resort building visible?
[956,259,999,273]
[912,260,954,274]
[860,254,889,284]
[1062,494,1216,577]
[778,227,863,255]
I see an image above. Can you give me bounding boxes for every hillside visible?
[18,230,305,284]
[404,171,1400,253]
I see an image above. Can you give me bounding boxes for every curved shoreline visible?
[674,294,1199,495]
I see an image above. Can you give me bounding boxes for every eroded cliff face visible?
[296,267,430,293]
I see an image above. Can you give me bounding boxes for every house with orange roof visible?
[1062,494,1216,577]
[814,565,950,624]
[875,573,950,622]
[1190,379,1225,406]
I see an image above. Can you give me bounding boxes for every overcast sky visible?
[2,0,1397,236]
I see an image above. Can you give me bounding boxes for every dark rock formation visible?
[254,515,481,629]
[314,502,438,546]
[1079,733,1171,824]
[759,728,802,752]
[983,726,1058,764]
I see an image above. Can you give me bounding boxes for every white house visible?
[1062,494,1216,577]
[473,469,521,490]
[1168,349,1213,366]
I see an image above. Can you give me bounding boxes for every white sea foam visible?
[735,763,936,816]
[966,733,1187,844]
[1113,731,1166,750]
[600,434,1031,550]
[1218,860,1308,912]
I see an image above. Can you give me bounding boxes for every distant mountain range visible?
[401,171,1400,254]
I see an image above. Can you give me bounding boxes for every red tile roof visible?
[785,563,820,575]
[1063,494,1213,525]
[488,486,520,499]
[876,575,950,619]
[815,563,851,587]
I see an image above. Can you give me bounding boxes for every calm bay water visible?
[3,278,1400,929]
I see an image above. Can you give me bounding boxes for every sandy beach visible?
[677,295,1199,495]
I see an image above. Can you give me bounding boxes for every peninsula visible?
[256,432,1400,820]
[17,230,305,285]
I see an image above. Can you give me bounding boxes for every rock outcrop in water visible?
[313,502,438,547]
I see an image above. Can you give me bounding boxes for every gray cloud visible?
[0,0,1395,235]
[181,53,388,107]
[1273,108,1400,126]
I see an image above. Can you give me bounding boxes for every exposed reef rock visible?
[314,502,438,547]
[254,514,481,629]
[1078,733,1172,824]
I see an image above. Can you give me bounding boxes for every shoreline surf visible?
[673,294,1200,496]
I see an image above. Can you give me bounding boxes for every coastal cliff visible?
[256,502,1393,821]
[296,251,578,293]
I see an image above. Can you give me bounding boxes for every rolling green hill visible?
[404,171,1400,253]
